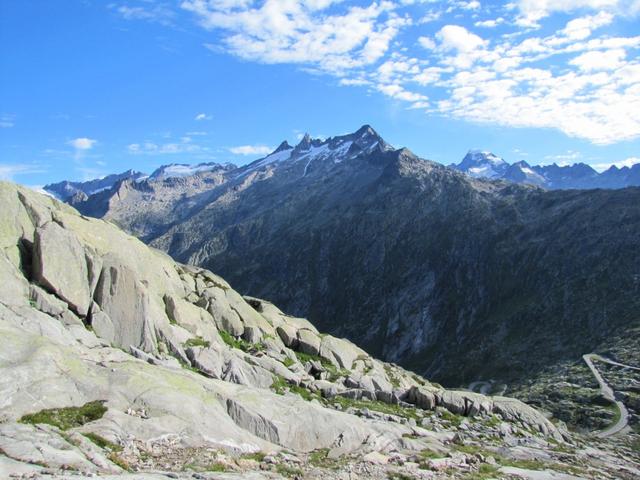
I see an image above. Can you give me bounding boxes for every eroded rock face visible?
[0,182,575,478]
[33,221,92,317]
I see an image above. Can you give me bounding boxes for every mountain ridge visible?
[49,126,640,395]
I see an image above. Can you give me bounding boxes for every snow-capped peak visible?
[150,162,229,180]
[456,150,508,179]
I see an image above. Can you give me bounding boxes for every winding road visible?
[582,354,638,437]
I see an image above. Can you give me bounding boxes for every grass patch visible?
[275,463,303,477]
[330,396,421,420]
[384,364,401,388]
[418,448,444,460]
[440,409,463,426]
[184,336,210,348]
[108,452,130,471]
[241,451,266,462]
[83,433,122,452]
[204,462,228,472]
[465,464,500,479]
[499,458,546,470]
[219,330,265,352]
[294,351,348,381]
[387,473,417,480]
[295,351,331,367]
[271,375,288,395]
[20,401,107,430]
[484,415,501,428]
[290,384,321,402]
[283,357,295,368]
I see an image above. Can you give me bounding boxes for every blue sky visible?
[1,0,639,186]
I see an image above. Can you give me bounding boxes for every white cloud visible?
[418,36,436,50]
[0,163,45,181]
[437,25,487,52]
[514,0,636,27]
[68,138,97,150]
[229,145,273,155]
[181,0,408,73]
[121,0,640,145]
[592,156,640,171]
[195,112,212,120]
[569,48,626,70]
[0,113,14,128]
[114,4,175,25]
[128,134,210,155]
[460,1,481,10]
[474,17,505,28]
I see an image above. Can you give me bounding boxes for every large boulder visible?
[33,221,91,316]
[92,255,158,352]
[297,329,321,356]
[319,335,367,369]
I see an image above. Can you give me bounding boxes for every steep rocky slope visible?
[8,181,639,479]
[68,127,640,393]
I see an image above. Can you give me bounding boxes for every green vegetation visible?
[283,357,295,368]
[241,451,266,462]
[294,351,348,381]
[484,415,501,428]
[184,336,210,348]
[20,401,107,430]
[439,409,463,426]
[271,375,288,395]
[329,396,421,420]
[384,364,401,388]
[418,448,444,460]
[204,462,228,472]
[219,330,265,352]
[83,433,122,452]
[465,464,500,479]
[290,384,322,402]
[270,375,322,401]
[295,351,331,367]
[108,452,131,471]
[275,463,303,477]
[499,458,546,470]
[454,444,549,473]
[387,472,417,480]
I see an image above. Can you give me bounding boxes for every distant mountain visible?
[452,151,639,189]
[43,169,146,201]
[61,125,640,390]
[455,150,509,179]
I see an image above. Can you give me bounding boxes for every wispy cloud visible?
[195,112,212,121]
[229,145,272,156]
[0,163,46,181]
[116,0,640,145]
[0,113,15,128]
[128,133,211,155]
[112,3,175,26]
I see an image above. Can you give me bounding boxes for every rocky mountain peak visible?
[273,140,293,154]
[456,151,509,179]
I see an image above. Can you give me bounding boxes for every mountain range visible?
[451,150,640,189]
[42,125,640,394]
[5,181,640,478]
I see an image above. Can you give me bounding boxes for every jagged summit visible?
[273,140,293,154]
[43,169,147,201]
